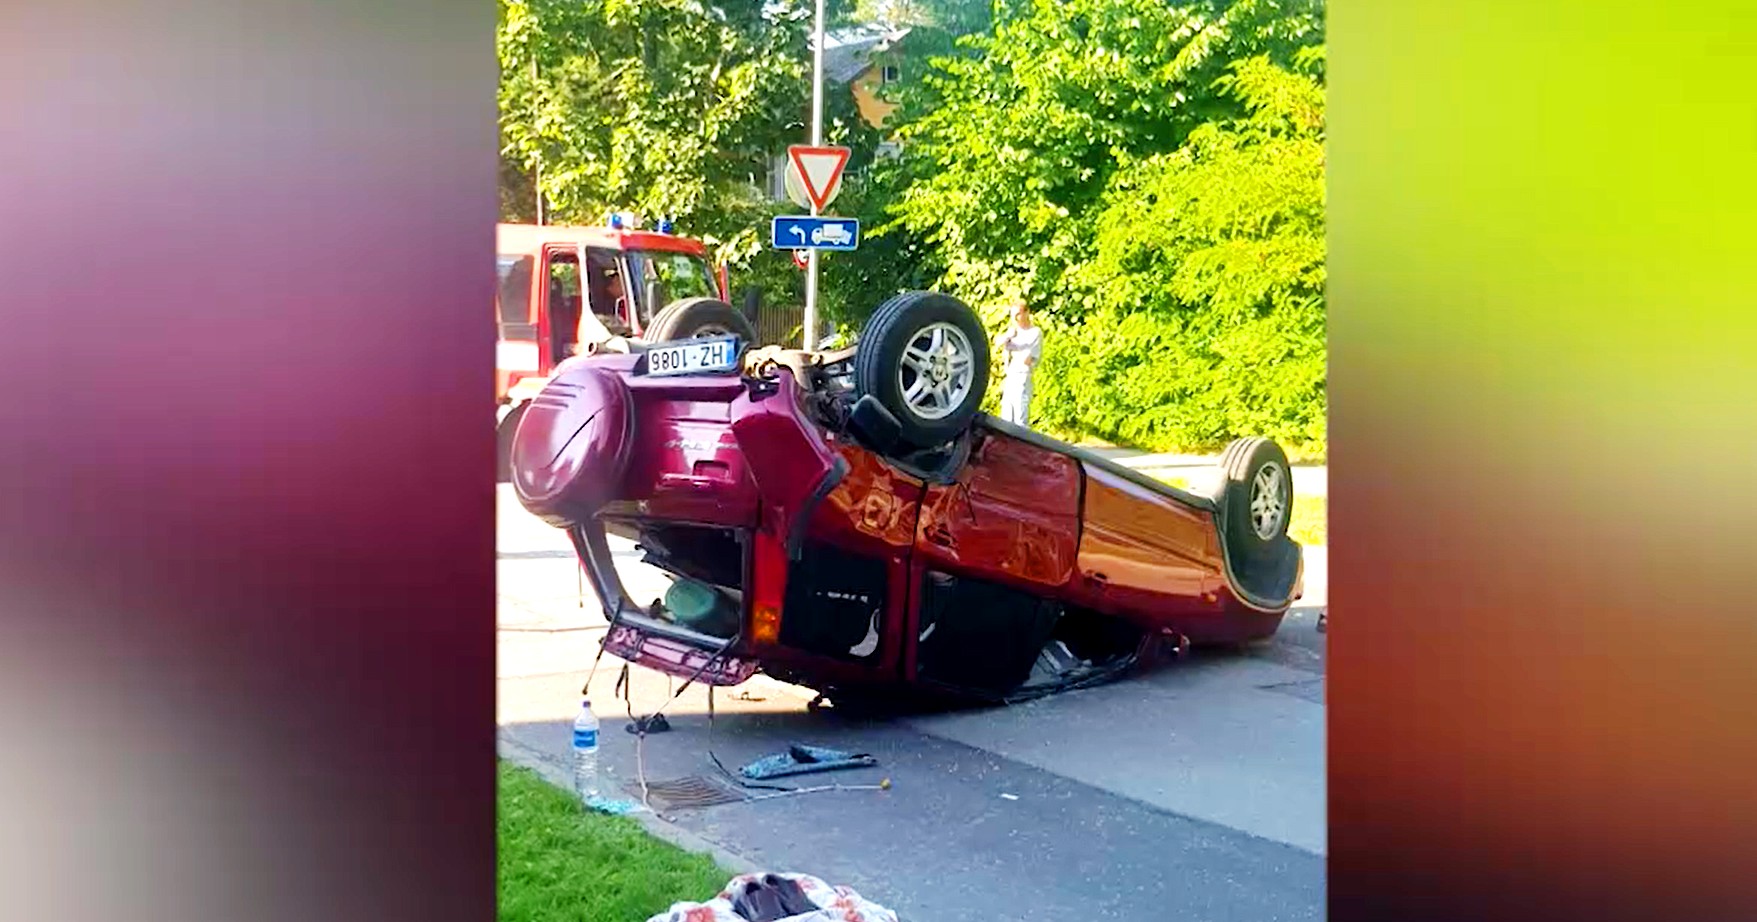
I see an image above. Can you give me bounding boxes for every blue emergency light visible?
[657,216,674,234]
[607,212,624,229]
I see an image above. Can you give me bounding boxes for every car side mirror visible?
[644,279,666,312]
[848,394,902,456]
[740,286,761,323]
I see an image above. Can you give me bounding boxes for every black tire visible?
[854,291,991,449]
[643,297,757,344]
[1220,437,1293,566]
[496,403,527,484]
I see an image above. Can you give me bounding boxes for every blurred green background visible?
[1331,1,1757,916]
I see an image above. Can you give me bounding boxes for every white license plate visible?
[643,337,739,377]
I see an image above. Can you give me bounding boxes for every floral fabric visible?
[646,873,898,922]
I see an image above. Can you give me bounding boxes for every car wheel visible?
[644,297,757,344]
[853,291,991,449]
[495,403,526,484]
[1220,437,1293,565]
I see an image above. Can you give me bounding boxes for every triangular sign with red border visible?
[787,145,851,212]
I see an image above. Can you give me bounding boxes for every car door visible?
[907,425,1082,692]
[495,253,538,401]
[579,246,630,341]
[536,245,583,372]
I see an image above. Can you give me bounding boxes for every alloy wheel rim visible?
[1249,463,1287,540]
[896,322,975,420]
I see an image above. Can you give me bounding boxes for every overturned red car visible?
[511,292,1303,705]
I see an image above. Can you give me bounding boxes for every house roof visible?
[822,26,911,84]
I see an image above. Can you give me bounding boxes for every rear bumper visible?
[602,620,759,687]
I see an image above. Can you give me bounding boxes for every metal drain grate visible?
[625,774,749,811]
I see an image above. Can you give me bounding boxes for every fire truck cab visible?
[495,218,735,477]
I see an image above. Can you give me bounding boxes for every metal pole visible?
[802,0,825,348]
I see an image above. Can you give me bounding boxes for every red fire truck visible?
[496,218,756,478]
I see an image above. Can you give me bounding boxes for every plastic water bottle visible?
[572,698,601,802]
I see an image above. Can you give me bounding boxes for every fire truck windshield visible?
[627,249,717,318]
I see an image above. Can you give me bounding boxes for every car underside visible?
[511,291,1303,706]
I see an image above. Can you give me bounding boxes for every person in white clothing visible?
[995,300,1043,427]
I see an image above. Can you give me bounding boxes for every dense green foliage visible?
[887,0,1325,452]
[497,0,810,264]
[891,0,1322,300]
[498,0,1328,455]
[1041,50,1327,450]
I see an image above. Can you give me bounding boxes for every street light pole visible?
[802,0,826,348]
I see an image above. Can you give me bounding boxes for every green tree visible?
[839,0,996,34]
[500,0,911,310]
[872,0,1324,452]
[1039,50,1327,452]
[890,0,1323,306]
[497,0,811,251]
[818,157,947,329]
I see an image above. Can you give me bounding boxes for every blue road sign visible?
[771,216,860,252]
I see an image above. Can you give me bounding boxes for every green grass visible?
[498,761,730,922]
[1146,472,1328,547]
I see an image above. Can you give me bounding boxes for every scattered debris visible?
[1027,640,1085,686]
[743,778,891,803]
[646,872,898,922]
[741,744,879,781]
[999,792,1020,801]
[1316,609,1327,634]
[663,578,741,637]
[1005,636,1142,703]
[626,713,672,734]
[730,874,816,920]
[582,794,646,816]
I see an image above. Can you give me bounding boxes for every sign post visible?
[804,0,826,347]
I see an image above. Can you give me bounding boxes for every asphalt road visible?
[497,485,1326,922]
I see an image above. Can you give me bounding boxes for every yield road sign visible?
[772,216,860,252]
[786,145,851,212]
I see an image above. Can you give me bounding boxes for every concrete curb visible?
[497,729,763,876]
[1108,453,1219,469]
[1124,460,1329,498]
[1107,453,1328,470]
